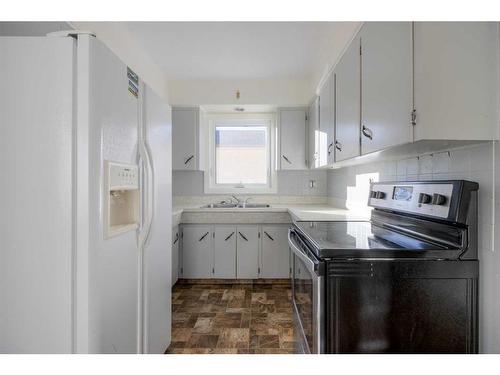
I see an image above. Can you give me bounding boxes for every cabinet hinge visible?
[213,232,215,238]
[181,231,184,239]
[305,114,308,121]
[258,232,261,238]
[258,267,261,274]
[359,44,362,55]
[411,109,417,126]
[212,268,215,274]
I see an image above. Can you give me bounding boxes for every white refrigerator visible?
[0,32,172,353]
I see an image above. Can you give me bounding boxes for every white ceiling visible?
[124,22,360,81]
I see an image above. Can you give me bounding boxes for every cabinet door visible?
[279,109,307,170]
[213,226,237,278]
[414,22,498,141]
[172,108,198,170]
[172,226,180,284]
[318,72,334,166]
[236,225,260,279]
[261,225,290,278]
[360,22,413,155]
[335,37,361,162]
[308,97,320,169]
[181,225,212,278]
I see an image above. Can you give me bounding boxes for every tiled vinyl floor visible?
[165,281,297,354]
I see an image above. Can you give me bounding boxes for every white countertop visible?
[172,204,370,226]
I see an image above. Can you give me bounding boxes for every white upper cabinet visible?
[318,72,334,166]
[279,108,308,170]
[414,22,499,141]
[308,97,320,169]
[213,226,237,278]
[360,22,413,155]
[335,36,361,162]
[172,107,198,170]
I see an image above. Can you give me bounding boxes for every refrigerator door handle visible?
[143,140,155,247]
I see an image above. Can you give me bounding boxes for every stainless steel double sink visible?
[201,203,271,209]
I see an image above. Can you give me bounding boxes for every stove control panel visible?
[368,182,453,219]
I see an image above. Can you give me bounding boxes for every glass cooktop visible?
[293,221,456,259]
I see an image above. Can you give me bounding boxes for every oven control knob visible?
[418,193,432,204]
[375,191,386,199]
[370,190,377,198]
[432,193,447,205]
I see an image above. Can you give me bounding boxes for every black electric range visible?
[289,180,479,354]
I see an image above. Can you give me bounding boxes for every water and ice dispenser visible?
[104,161,139,238]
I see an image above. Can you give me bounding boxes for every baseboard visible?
[176,278,290,285]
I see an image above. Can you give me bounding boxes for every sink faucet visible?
[231,195,242,205]
[232,196,253,207]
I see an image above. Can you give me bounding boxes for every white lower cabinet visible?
[213,226,237,278]
[172,226,180,284]
[236,225,260,279]
[181,225,212,279]
[179,224,290,279]
[261,225,290,278]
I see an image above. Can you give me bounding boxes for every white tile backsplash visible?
[173,169,328,198]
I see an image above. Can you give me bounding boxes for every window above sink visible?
[204,113,277,194]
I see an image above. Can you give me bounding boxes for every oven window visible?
[293,252,314,351]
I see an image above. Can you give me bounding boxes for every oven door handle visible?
[288,229,324,277]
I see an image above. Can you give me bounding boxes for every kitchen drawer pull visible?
[238,232,248,241]
[198,232,209,241]
[225,232,235,241]
[327,142,333,155]
[173,233,179,245]
[362,125,373,140]
[335,141,342,152]
[184,155,194,165]
[282,155,292,164]
[264,231,274,241]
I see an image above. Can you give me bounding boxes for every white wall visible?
[168,78,311,106]
[0,21,170,102]
[70,22,169,101]
[327,141,500,353]
[0,21,71,36]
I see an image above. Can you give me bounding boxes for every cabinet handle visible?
[173,233,179,245]
[335,141,342,152]
[184,155,194,165]
[327,142,334,155]
[362,125,373,140]
[198,232,209,241]
[282,155,292,164]
[238,231,248,241]
[264,231,274,241]
[224,232,235,241]
[411,109,417,126]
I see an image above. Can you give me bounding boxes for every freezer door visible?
[86,36,141,353]
[0,37,75,353]
[141,84,172,353]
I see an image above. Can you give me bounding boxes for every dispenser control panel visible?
[104,161,139,239]
[108,162,139,191]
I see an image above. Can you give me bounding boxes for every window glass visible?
[215,126,268,185]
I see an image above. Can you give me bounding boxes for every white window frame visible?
[204,113,277,194]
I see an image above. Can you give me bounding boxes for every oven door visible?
[289,228,324,354]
